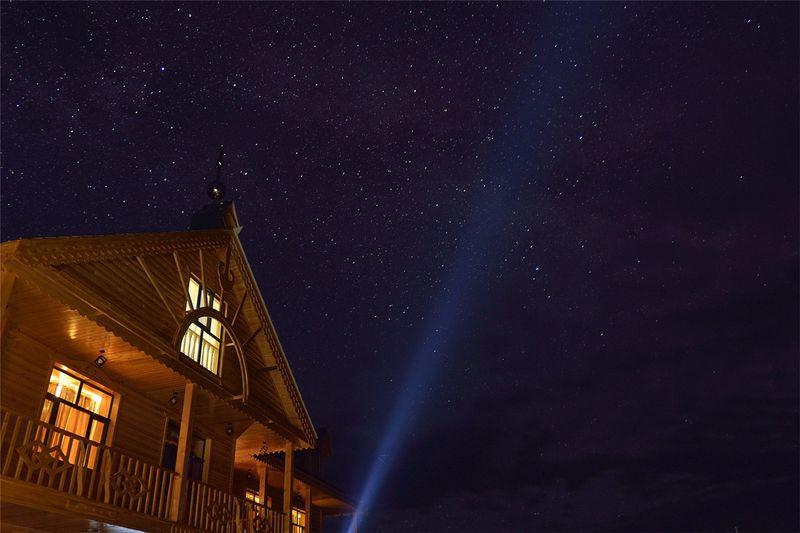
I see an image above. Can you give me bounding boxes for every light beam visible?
[346,10,603,531]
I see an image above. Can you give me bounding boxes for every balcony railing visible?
[0,409,284,532]
[185,477,284,533]
[1,408,177,520]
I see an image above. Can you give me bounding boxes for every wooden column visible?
[282,441,294,532]
[169,382,197,521]
[304,484,312,532]
[258,463,269,506]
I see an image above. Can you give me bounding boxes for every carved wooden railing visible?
[184,477,284,533]
[0,409,176,521]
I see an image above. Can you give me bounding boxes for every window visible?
[180,277,224,374]
[245,489,262,505]
[161,419,207,481]
[292,508,307,533]
[40,367,114,463]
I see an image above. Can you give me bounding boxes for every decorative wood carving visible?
[110,469,149,500]
[205,501,232,525]
[218,245,236,293]
[15,440,72,477]
[251,512,270,532]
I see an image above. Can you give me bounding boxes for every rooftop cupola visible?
[190,145,241,231]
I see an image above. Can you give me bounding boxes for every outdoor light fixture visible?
[94,350,107,367]
[225,423,234,436]
[168,391,178,406]
[246,469,253,480]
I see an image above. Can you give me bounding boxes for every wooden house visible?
[0,200,354,532]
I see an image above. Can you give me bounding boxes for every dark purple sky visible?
[2,3,798,531]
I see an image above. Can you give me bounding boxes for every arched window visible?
[180,278,224,374]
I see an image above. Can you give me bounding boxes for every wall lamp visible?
[94,349,107,367]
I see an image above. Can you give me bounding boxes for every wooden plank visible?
[137,256,179,325]
[241,327,262,349]
[199,249,207,308]
[175,252,193,310]
[282,441,293,533]
[169,381,196,521]
[1,270,17,336]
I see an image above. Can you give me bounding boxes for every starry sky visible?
[2,3,798,532]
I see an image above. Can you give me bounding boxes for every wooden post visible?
[282,441,294,533]
[304,483,312,532]
[258,463,268,506]
[169,382,196,521]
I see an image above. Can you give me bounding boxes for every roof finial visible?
[207,145,226,202]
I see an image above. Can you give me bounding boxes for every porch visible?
[0,409,284,532]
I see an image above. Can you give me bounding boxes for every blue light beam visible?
[346,10,604,531]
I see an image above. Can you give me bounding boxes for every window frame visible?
[180,276,226,376]
[160,418,209,482]
[245,489,262,505]
[41,366,114,444]
[291,507,307,533]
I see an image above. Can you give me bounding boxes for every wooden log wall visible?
[0,330,51,418]
[112,392,167,465]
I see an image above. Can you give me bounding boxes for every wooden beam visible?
[258,463,268,508]
[199,249,207,308]
[136,256,179,325]
[174,251,192,311]
[304,483,312,530]
[241,327,262,349]
[169,381,196,521]
[283,441,294,533]
[230,292,246,326]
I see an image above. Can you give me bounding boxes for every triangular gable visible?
[1,228,316,448]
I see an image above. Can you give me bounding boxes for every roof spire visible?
[207,145,226,202]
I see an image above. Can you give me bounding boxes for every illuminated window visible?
[40,367,114,463]
[291,508,307,533]
[245,489,262,504]
[180,277,224,374]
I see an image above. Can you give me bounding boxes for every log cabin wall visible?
[112,390,167,465]
[207,429,235,491]
[0,284,238,492]
[232,467,260,498]
[0,329,52,418]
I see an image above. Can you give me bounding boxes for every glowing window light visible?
[291,508,307,533]
[180,278,225,375]
[40,367,114,464]
[245,489,262,504]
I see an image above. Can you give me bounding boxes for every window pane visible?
[188,278,201,309]
[209,316,222,339]
[88,419,105,443]
[80,383,112,417]
[181,326,201,361]
[191,434,205,458]
[54,403,90,438]
[40,398,53,424]
[49,369,80,403]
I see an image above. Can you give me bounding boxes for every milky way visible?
[2,3,798,531]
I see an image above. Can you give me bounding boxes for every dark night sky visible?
[2,3,798,532]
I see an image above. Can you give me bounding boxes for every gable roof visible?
[1,214,316,448]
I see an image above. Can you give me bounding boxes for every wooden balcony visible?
[185,478,284,533]
[0,409,285,532]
